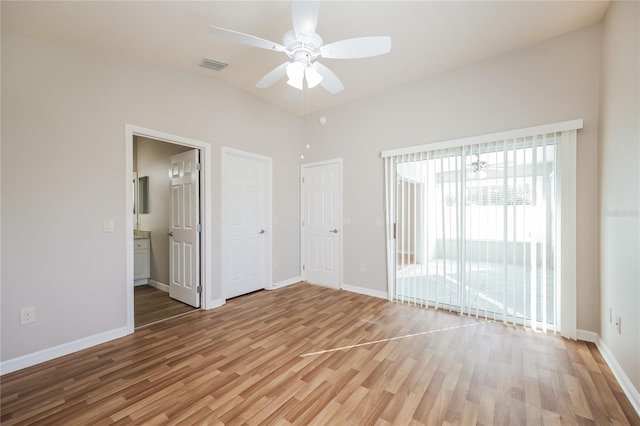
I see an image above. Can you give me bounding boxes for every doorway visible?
[301,159,343,289]
[132,137,199,327]
[125,125,214,334]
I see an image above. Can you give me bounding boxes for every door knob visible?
[329,229,338,233]
[168,232,173,237]
[258,229,266,234]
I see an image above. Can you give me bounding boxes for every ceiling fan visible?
[209,0,391,94]
[467,154,501,179]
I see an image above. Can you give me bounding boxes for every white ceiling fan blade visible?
[256,62,290,88]
[320,36,391,59]
[209,26,285,52]
[313,62,344,94]
[292,0,319,38]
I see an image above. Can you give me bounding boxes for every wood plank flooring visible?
[2,283,638,425]
[134,285,198,328]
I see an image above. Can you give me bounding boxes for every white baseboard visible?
[134,278,148,286]
[595,337,640,416]
[148,279,169,293]
[576,329,599,343]
[0,326,129,375]
[342,283,388,300]
[271,276,303,290]
[577,329,640,416]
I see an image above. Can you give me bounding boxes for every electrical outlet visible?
[20,307,36,325]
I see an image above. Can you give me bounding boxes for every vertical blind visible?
[382,121,581,336]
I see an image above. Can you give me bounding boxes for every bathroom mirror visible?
[133,172,138,215]
[138,176,150,214]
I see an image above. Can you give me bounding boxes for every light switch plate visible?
[103,219,114,233]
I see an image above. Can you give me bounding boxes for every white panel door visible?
[302,161,341,288]
[169,149,200,308]
[223,150,269,299]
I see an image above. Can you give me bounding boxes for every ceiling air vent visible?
[199,58,228,71]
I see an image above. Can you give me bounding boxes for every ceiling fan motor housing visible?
[283,30,323,65]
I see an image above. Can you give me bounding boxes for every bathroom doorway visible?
[133,136,199,327]
[125,124,214,333]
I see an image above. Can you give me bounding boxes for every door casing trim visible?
[125,124,213,334]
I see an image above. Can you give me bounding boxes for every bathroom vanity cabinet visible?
[134,238,150,284]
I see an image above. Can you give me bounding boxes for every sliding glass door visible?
[391,136,559,330]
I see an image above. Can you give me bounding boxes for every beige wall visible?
[1,34,301,362]
[303,24,602,332]
[134,137,191,287]
[598,1,640,392]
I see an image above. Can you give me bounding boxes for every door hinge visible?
[302,177,305,183]
[197,285,202,294]
[196,162,201,171]
[393,223,397,240]
[196,224,202,232]
[302,265,305,271]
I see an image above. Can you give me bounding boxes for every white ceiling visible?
[3,1,610,115]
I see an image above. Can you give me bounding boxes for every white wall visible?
[134,137,191,287]
[303,24,602,332]
[1,34,301,363]
[598,1,640,392]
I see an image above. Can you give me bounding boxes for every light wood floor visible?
[1,283,638,425]
[134,285,198,328]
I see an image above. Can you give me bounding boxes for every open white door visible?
[222,148,271,299]
[169,149,200,308]
[302,160,342,288]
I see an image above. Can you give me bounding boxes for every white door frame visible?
[221,147,273,298]
[300,158,343,288]
[125,124,213,334]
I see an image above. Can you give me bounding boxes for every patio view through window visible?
[390,136,559,330]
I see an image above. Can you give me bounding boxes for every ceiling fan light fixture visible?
[287,77,303,90]
[305,65,323,88]
[286,61,305,89]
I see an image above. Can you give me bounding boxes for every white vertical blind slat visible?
[461,146,469,318]
[426,151,433,308]
[511,140,517,326]
[412,153,417,306]
[384,156,394,301]
[541,137,549,332]
[502,140,509,324]
[516,143,530,327]
[530,137,538,331]
[419,151,426,308]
